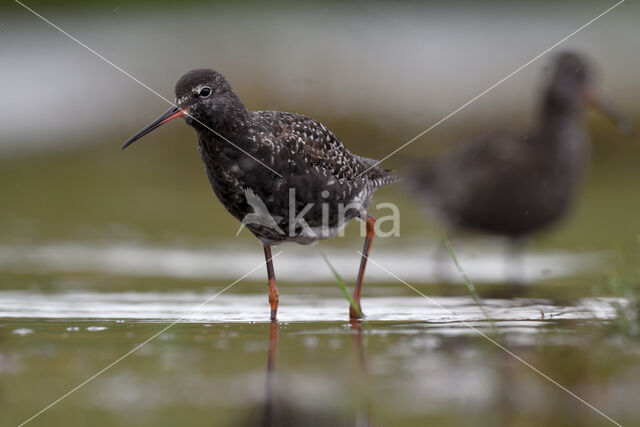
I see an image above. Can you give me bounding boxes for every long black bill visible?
[122,106,185,150]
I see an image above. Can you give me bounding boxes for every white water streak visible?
[0,243,606,284]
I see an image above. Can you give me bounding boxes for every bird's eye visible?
[199,87,211,97]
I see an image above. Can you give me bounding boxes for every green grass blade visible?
[320,252,364,318]
[443,238,495,327]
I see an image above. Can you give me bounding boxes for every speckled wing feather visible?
[223,110,399,243]
[252,111,398,195]
[355,155,401,189]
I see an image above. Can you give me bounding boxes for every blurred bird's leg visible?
[505,237,525,285]
[351,215,376,319]
[264,245,279,321]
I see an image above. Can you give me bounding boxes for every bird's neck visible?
[193,95,251,138]
[536,92,584,146]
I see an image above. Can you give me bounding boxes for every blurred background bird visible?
[404,51,634,279]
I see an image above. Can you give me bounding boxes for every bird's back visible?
[408,129,587,236]
[251,111,397,187]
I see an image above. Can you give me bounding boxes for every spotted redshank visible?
[123,69,398,320]
[406,52,631,242]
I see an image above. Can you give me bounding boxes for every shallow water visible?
[1,238,638,426]
[2,280,639,426]
[0,290,621,324]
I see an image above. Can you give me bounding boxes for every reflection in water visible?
[3,316,639,425]
[350,320,374,427]
[263,321,278,427]
[351,320,368,377]
[238,321,374,427]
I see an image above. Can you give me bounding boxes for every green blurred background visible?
[1,0,639,251]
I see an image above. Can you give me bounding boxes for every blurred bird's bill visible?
[583,88,635,136]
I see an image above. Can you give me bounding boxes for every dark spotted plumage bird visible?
[405,52,631,241]
[123,69,399,320]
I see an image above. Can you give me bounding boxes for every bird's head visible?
[122,69,247,150]
[546,52,593,111]
[545,52,633,134]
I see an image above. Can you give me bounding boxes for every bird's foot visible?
[349,303,364,320]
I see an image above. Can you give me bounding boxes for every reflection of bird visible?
[236,321,372,427]
[123,69,398,320]
[406,52,630,242]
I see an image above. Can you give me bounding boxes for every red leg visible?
[264,245,279,321]
[350,215,376,319]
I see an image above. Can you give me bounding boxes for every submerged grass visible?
[607,240,640,337]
